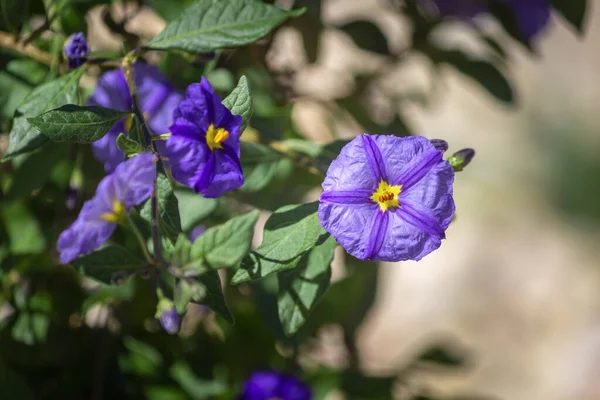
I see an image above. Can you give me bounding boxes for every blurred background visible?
[1,0,600,399]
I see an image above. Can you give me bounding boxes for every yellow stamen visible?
[370,180,401,212]
[101,200,126,223]
[206,123,229,151]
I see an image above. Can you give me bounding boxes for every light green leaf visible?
[174,189,219,231]
[116,132,145,156]
[231,202,327,284]
[27,105,130,143]
[2,201,46,254]
[120,337,163,377]
[170,362,228,400]
[140,173,182,243]
[188,210,259,271]
[72,245,148,284]
[11,313,49,345]
[222,75,252,132]
[145,0,305,53]
[174,279,206,313]
[3,68,84,161]
[239,141,286,192]
[278,235,336,336]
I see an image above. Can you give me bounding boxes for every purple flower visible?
[188,225,206,242]
[427,0,551,41]
[88,63,184,173]
[64,32,90,69]
[239,371,312,400]
[165,77,243,198]
[57,153,156,264]
[159,306,180,334]
[318,134,455,262]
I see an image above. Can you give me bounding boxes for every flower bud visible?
[448,148,475,171]
[430,139,449,153]
[64,33,90,69]
[188,225,206,242]
[159,306,180,335]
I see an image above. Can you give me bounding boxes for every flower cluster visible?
[318,134,455,262]
[239,371,312,400]
[165,77,244,198]
[88,63,183,172]
[57,153,156,264]
[426,0,551,41]
[64,32,90,69]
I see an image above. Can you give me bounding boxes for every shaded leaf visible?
[198,271,233,323]
[2,201,45,254]
[232,202,327,284]
[146,0,305,53]
[550,0,587,34]
[28,105,130,143]
[222,75,253,132]
[340,20,390,55]
[0,0,30,32]
[0,356,34,400]
[174,189,219,231]
[278,234,336,336]
[240,141,285,192]
[116,132,145,156]
[73,245,148,284]
[140,173,182,243]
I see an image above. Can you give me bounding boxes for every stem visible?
[151,189,166,265]
[121,52,153,148]
[125,214,154,265]
[0,31,53,66]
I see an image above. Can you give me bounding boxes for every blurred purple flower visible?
[57,153,156,264]
[427,0,551,41]
[188,225,206,242]
[64,32,90,69]
[88,63,183,172]
[165,77,243,198]
[318,134,455,262]
[159,305,180,334]
[239,371,312,400]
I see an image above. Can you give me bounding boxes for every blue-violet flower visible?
[159,305,180,334]
[239,371,312,400]
[88,63,183,172]
[57,153,156,264]
[64,32,90,69]
[165,77,243,198]
[318,134,455,262]
[427,0,551,41]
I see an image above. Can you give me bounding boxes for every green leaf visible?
[116,132,145,156]
[72,245,148,284]
[11,312,49,345]
[170,362,228,400]
[3,68,84,161]
[140,173,182,243]
[120,337,163,377]
[27,105,130,143]
[188,210,259,271]
[174,279,206,313]
[278,234,336,336]
[239,141,286,192]
[145,0,305,53]
[2,201,46,254]
[0,0,30,32]
[0,356,34,400]
[0,71,32,119]
[550,0,587,34]
[174,189,219,231]
[231,202,327,284]
[198,271,233,323]
[222,75,252,132]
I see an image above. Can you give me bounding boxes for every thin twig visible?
[125,214,155,265]
[0,31,53,66]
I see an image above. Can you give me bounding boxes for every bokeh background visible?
[1,0,600,399]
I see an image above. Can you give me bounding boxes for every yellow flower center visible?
[371,180,401,212]
[206,123,229,151]
[101,200,126,223]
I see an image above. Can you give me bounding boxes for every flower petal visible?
[87,69,130,111]
[320,190,373,205]
[112,153,157,207]
[240,371,281,400]
[511,0,551,41]
[321,135,378,193]
[91,126,125,173]
[398,201,445,238]
[199,149,244,198]
[279,376,312,400]
[361,134,387,183]
[318,201,378,260]
[364,210,390,260]
[394,149,442,190]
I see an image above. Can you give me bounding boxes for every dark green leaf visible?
[3,68,84,160]
[145,0,305,53]
[222,75,252,132]
[278,234,336,336]
[0,72,32,119]
[416,343,468,367]
[550,0,587,34]
[174,189,219,231]
[170,362,228,400]
[232,202,327,284]
[188,210,259,271]
[140,173,182,243]
[239,141,286,192]
[340,20,390,55]
[73,245,148,284]
[341,371,394,399]
[116,132,145,156]
[120,337,163,377]
[0,0,30,32]
[27,105,130,143]
[198,271,233,323]
[0,356,34,400]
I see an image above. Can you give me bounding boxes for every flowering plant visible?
[0,0,586,398]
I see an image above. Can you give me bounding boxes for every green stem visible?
[125,215,154,265]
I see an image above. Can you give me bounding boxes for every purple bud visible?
[448,148,475,171]
[64,33,90,69]
[188,225,206,242]
[430,139,449,153]
[65,185,80,210]
[159,306,180,334]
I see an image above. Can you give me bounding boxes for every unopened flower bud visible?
[64,33,90,69]
[159,306,180,334]
[448,148,475,171]
[430,139,449,153]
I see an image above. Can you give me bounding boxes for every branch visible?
[0,31,53,66]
